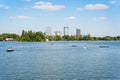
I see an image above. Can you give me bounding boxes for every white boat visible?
[83,45,87,49]
[7,48,14,52]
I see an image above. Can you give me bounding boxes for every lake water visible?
[0,41,120,80]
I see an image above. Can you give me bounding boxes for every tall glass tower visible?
[76,29,81,36]
[63,27,69,36]
[45,27,51,36]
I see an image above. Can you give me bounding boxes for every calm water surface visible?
[0,41,120,80]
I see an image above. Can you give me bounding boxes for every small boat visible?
[7,48,14,52]
[72,45,77,47]
[99,45,109,48]
[83,45,87,49]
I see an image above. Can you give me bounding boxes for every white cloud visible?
[0,4,9,9]
[35,1,52,5]
[32,1,65,11]
[76,8,83,11]
[65,16,77,20]
[94,17,107,20]
[85,4,108,10]
[0,4,4,7]
[23,8,30,10]
[109,0,117,4]
[25,0,31,2]
[4,6,9,9]
[9,16,31,19]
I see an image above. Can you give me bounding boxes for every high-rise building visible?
[76,29,81,36]
[45,27,51,36]
[63,27,69,36]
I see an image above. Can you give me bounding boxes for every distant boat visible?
[99,45,109,48]
[7,47,14,52]
[83,45,87,49]
[72,45,77,47]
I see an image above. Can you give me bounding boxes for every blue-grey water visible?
[0,41,120,80]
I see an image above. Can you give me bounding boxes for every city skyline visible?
[0,0,120,36]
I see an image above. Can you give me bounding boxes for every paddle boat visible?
[99,45,109,48]
[72,45,77,47]
[7,47,14,52]
[83,45,88,49]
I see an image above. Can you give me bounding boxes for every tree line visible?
[0,30,120,41]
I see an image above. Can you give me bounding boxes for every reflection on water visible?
[0,41,120,80]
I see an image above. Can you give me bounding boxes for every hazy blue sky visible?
[0,0,120,36]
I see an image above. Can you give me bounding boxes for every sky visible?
[0,0,120,36]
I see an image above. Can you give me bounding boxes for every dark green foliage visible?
[62,35,71,41]
[19,30,45,42]
[54,35,62,41]
[0,33,20,41]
